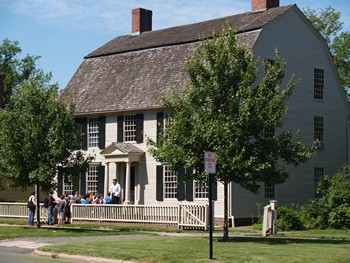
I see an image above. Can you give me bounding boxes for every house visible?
[61,0,350,225]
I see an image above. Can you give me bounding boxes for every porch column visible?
[124,162,131,204]
[105,162,110,195]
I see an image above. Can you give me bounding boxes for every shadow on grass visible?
[37,226,137,233]
[217,236,350,245]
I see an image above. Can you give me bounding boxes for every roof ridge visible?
[85,5,294,59]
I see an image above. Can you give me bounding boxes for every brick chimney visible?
[0,75,4,109]
[252,0,280,12]
[132,8,152,35]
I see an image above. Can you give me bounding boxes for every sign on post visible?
[204,151,216,260]
[204,151,216,174]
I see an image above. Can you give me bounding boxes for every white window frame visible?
[314,68,324,100]
[263,127,275,138]
[314,167,324,198]
[63,176,74,196]
[87,165,98,194]
[124,115,136,142]
[264,182,275,199]
[88,117,99,148]
[314,116,324,142]
[164,165,178,199]
[194,181,208,199]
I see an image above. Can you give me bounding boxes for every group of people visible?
[27,178,121,226]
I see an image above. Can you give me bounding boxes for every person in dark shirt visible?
[47,189,56,225]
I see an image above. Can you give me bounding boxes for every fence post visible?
[270,200,278,234]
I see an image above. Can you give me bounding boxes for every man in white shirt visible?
[110,178,121,204]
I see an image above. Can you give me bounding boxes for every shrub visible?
[277,206,304,231]
[298,199,329,229]
[299,165,350,229]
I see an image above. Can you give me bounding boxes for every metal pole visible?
[208,173,213,259]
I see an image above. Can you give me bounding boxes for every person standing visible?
[57,195,66,226]
[104,192,113,204]
[110,178,121,204]
[47,189,56,225]
[28,191,36,226]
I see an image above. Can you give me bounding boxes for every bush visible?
[298,199,329,229]
[329,204,350,229]
[299,165,350,229]
[277,206,304,231]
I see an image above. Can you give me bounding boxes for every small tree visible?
[0,71,92,227]
[148,25,314,239]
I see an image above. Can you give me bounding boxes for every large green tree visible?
[0,40,92,227]
[304,6,350,88]
[148,25,314,239]
[0,38,40,105]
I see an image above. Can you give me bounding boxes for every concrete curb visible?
[33,249,135,263]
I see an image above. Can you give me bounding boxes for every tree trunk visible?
[223,181,229,241]
[35,183,41,228]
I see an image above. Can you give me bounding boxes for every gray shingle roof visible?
[62,5,294,115]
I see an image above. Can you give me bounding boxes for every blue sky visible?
[1,0,349,90]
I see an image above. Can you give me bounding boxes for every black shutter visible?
[98,116,106,149]
[156,112,164,143]
[185,167,194,201]
[80,172,86,195]
[73,176,79,194]
[57,167,63,196]
[75,118,81,150]
[81,118,87,150]
[97,165,105,194]
[156,165,164,201]
[117,116,123,142]
[135,114,144,143]
[177,167,186,201]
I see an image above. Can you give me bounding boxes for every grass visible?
[1,219,349,262]
[40,235,350,263]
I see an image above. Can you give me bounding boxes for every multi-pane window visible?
[164,114,174,140]
[314,167,324,198]
[264,58,274,73]
[314,68,324,100]
[314,116,324,141]
[263,127,275,138]
[264,182,275,199]
[164,166,178,199]
[88,118,99,148]
[195,181,208,199]
[87,166,98,194]
[63,176,74,196]
[124,115,136,142]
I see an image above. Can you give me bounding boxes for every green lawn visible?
[40,235,350,263]
[1,220,349,263]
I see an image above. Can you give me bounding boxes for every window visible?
[63,176,74,196]
[88,118,99,148]
[87,166,98,194]
[124,115,136,142]
[314,167,324,198]
[164,114,174,140]
[263,127,275,138]
[164,166,178,199]
[314,116,324,141]
[264,182,275,199]
[314,68,324,100]
[195,181,208,199]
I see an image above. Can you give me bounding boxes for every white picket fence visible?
[0,202,209,230]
